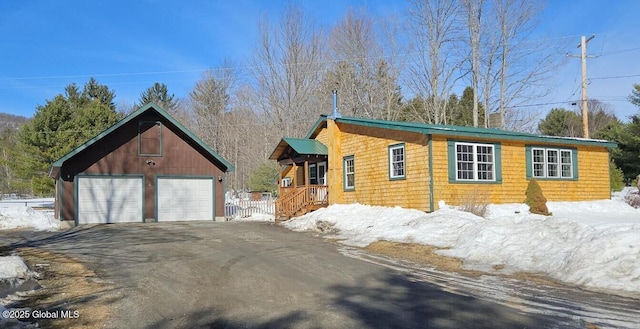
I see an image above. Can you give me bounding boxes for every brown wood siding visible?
[59,113,225,221]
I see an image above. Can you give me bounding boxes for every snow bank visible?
[285,203,483,247]
[232,213,275,222]
[284,198,640,297]
[0,206,59,231]
[0,256,38,329]
[0,256,30,281]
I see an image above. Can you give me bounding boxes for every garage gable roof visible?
[50,102,234,178]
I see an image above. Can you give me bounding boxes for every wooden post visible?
[304,160,309,186]
[292,162,297,187]
[278,164,282,195]
[327,119,342,204]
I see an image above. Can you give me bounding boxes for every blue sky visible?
[1,0,639,122]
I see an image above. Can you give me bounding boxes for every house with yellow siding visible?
[270,110,616,219]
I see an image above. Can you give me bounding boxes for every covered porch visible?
[269,138,329,220]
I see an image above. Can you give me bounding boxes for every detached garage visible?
[49,103,234,226]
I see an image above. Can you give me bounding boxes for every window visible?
[530,147,574,179]
[453,142,496,182]
[309,164,317,185]
[343,156,355,191]
[281,177,291,187]
[138,121,162,156]
[389,144,405,179]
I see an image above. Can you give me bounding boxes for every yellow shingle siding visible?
[281,166,305,187]
[315,128,328,145]
[324,123,431,211]
[431,135,611,209]
[314,119,611,212]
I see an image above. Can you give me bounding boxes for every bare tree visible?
[405,0,464,124]
[248,4,325,138]
[189,64,237,153]
[582,99,619,137]
[494,0,561,131]
[324,8,403,120]
[461,0,484,127]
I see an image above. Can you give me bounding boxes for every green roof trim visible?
[319,116,617,148]
[50,102,234,178]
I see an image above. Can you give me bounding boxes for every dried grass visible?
[458,191,489,217]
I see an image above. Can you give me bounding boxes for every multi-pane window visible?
[455,142,495,181]
[389,144,405,179]
[531,147,573,179]
[344,156,355,190]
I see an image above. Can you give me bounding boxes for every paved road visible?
[1,222,591,328]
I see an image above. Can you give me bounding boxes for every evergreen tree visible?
[249,162,278,193]
[538,108,582,137]
[450,87,484,126]
[137,82,178,113]
[17,79,119,196]
[629,84,640,107]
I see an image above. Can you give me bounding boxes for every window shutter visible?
[447,140,456,183]
[572,149,579,180]
[525,145,532,180]
[494,143,502,183]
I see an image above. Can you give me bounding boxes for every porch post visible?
[292,162,298,187]
[278,164,282,195]
[304,160,309,186]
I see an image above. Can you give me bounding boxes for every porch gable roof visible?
[269,137,328,161]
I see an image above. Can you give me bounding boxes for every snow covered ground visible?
[285,188,640,298]
[0,198,58,231]
[0,190,638,317]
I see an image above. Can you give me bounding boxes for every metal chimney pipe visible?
[329,90,342,119]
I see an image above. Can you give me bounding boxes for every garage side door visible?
[157,178,214,221]
[77,177,144,224]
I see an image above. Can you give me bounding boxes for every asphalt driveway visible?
[1,222,570,329]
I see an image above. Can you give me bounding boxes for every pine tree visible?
[17,79,119,196]
[137,82,178,113]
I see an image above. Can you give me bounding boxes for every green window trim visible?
[138,121,163,156]
[343,155,355,191]
[447,140,502,184]
[388,143,406,180]
[525,145,578,181]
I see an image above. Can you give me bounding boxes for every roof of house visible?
[269,137,328,161]
[306,115,617,148]
[49,102,234,178]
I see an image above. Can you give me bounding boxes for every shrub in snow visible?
[458,191,488,217]
[524,178,551,216]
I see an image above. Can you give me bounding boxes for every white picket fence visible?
[224,199,275,220]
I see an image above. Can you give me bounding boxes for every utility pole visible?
[575,35,595,138]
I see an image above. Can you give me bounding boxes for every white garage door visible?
[157,178,214,221]
[77,177,144,224]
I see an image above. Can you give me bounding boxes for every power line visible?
[593,46,640,57]
[590,74,640,80]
